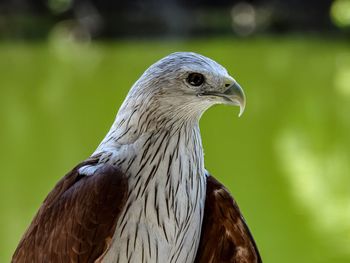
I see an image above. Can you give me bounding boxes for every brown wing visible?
[12,156,128,263]
[195,175,262,263]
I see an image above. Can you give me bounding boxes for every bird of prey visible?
[12,52,262,263]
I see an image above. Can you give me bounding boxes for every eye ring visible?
[186,73,205,86]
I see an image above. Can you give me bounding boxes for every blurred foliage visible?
[0,0,343,39]
[0,37,350,262]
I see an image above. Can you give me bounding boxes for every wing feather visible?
[195,175,262,263]
[12,156,128,263]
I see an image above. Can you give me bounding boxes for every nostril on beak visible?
[225,83,231,88]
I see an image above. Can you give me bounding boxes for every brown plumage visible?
[195,176,262,263]
[12,156,128,263]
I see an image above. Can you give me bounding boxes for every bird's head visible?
[100,52,246,148]
[117,52,245,134]
[111,52,245,141]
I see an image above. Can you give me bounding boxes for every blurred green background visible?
[1,0,350,262]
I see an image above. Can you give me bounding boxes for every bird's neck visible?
[97,103,207,262]
[96,97,205,153]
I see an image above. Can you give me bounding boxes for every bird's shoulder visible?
[12,154,129,263]
[195,174,262,263]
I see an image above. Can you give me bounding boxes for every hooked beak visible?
[199,80,246,117]
[223,81,246,117]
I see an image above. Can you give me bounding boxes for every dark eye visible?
[186,73,205,86]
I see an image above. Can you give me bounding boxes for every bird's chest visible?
[101,142,206,263]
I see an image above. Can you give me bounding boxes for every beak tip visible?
[238,102,245,117]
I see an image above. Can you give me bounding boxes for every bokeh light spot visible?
[231,2,256,36]
[47,0,72,14]
[331,0,350,27]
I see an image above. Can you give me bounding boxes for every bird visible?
[12,52,262,263]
